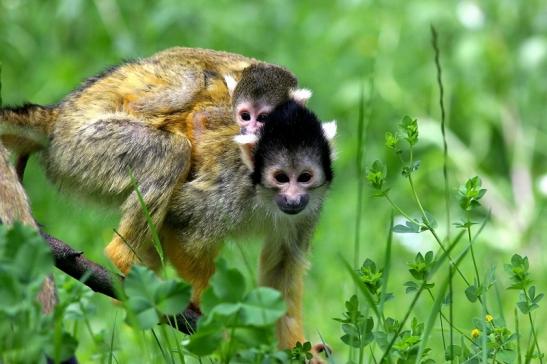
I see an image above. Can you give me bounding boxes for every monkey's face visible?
[258,152,329,216]
[235,99,273,135]
[260,153,326,215]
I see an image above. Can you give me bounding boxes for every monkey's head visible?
[236,100,336,216]
[228,64,312,136]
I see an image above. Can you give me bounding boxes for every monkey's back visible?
[42,48,259,201]
[55,47,258,131]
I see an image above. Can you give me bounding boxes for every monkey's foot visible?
[309,343,331,364]
[104,237,140,274]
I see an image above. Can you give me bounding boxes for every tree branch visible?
[2,149,200,333]
[41,231,200,334]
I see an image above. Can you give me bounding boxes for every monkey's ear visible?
[234,134,258,170]
[321,121,337,141]
[289,88,312,104]
[224,75,238,97]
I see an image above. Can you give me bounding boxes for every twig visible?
[41,231,200,334]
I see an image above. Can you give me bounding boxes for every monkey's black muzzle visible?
[276,194,309,215]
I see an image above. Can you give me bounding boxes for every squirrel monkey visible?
[0,48,333,356]
[0,47,311,270]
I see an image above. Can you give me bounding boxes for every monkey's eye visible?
[298,172,313,183]
[274,172,290,184]
[256,113,268,122]
[240,111,251,121]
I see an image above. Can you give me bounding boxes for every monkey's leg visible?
[46,117,192,273]
[162,228,219,304]
[259,239,308,349]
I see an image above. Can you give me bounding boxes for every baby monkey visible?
[228,63,312,136]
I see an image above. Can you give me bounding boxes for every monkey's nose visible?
[276,194,309,215]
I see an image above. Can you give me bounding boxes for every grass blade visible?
[378,213,394,324]
[129,170,165,269]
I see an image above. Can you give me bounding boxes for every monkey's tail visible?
[0,103,57,155]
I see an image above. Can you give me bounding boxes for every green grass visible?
[1,0,546,362]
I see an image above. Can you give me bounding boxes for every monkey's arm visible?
[259,228,313,349]
[260,230,328,363]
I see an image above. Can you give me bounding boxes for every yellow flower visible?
[471,328,480,338]
[485,314,494,323]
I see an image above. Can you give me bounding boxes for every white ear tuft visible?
[322,120,337,141]
[234,134,258,145]
[224,74,238,96]
[289,88,312,104]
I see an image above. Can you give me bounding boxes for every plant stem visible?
[523,288,543,363]
[515,308,522,364]
[354,79,366,270]
[426,288,473,342]
[426,222,471,287]
[380,283,426,362]
[384,192,472,287]
[407,174,428,223]
[466,212,481,288]
[383,194,417,223]
[430,25,451,241]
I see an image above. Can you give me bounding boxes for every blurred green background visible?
[1,0,546,361]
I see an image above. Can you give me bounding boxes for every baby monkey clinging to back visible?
[229,63,312,136]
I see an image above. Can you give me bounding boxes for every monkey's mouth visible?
[279,206,305,215]
[275,195,309,215]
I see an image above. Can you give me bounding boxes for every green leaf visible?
[465,285,480,303]
[200,302,241,327]
[404,281,418,294]
[385,131,400,151]
[201,259,246,313]
[123,265,191,328]
[366,160,387,190]
[155,280,191,315]
[239,287,286,326]
[393,219,421,234]
[458,176,487,211]
[125,296,159,329]
[183,325,224,356]
[45,332,78,363]
[399,115,419,146]
[124,266,157,301]
[340,257,382,323]
[3,222,53,282]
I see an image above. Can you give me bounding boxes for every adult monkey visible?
[0,48,333,361]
